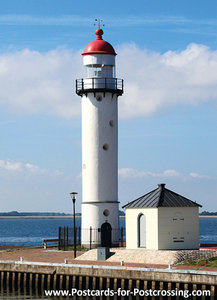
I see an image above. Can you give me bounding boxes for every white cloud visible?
[0,160,22,171]
[118,168,180,178]
[119,167,215,180]
[0,159,62,176]
[24,163,47,173]
[189,172,213,179]
[1,43,217,118]
[190,172,201,178]
[0,48,82,118]
[118,43,217,118]
[163,169,180,177]
[118,168,151,178]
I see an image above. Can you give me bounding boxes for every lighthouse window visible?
[109,120,114,127]
[96,95,102,101]
[103,144,109,150]
[102,65,115,78]
[94,68,101,77]
[103,209,110,217]
[85,64,102,78]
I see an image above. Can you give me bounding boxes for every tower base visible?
[81,202,119,247]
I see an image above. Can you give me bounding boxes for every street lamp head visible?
[70,192,78,203]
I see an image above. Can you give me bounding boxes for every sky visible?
[0,0,217,213]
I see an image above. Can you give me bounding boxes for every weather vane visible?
[94,19,104,29]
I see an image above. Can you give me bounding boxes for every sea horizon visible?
[0,215,215,219]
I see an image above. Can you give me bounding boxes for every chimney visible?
[158,183,166,189]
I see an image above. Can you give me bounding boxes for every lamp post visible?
[70,192,77,259]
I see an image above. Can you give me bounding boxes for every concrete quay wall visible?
[0,261,216,296]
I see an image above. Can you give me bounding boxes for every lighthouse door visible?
[101,222,112,247]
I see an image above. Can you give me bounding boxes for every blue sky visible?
[1,0,217,212]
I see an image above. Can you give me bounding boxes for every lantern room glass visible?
[84,64,115,78]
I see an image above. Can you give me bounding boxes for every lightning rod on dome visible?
[94,18,105,29]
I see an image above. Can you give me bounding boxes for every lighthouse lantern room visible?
[76,25,123,248]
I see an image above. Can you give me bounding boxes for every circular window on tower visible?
[109,120,114,127]
[96,95,102,102]
[103,209,110,217]
[103,143,109,150]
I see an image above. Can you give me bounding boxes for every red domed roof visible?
[82,29,116,56]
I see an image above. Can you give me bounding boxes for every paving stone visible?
[75,248,178,265]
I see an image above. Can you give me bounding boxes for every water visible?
[0,217,215,247]
[0,217,125,247]
[0,218,77,247]
[199,217,217,243]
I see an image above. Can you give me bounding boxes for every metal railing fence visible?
[76,78,123,95]
[58,226,125,250]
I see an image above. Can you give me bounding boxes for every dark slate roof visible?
[122,184,202,208]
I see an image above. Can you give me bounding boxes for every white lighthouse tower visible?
[76,25,123,248]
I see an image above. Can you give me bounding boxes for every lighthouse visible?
[76,25,123,248]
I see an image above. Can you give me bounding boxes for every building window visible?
[172,212,185,242]
[173,212,184,221]
[173,237,184,243]
[138,214,146,248]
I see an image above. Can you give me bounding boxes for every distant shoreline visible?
[0,215,126,219]
[0,215,214,219]
[199,215,217,218]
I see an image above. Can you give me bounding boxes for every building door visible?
[101,222,112,247]
[138,214,146,247]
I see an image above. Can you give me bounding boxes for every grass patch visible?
[181,257,217,267]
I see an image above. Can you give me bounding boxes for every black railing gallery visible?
[58,226,125,250]
[76,78,124,96]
